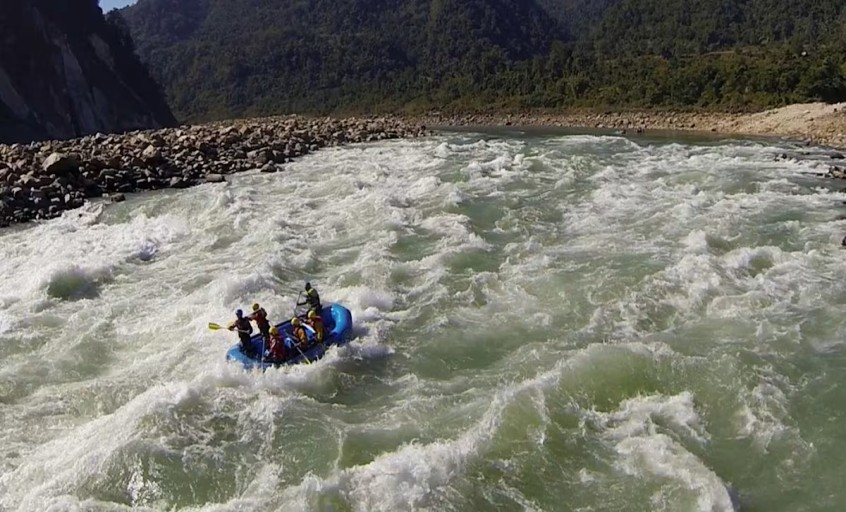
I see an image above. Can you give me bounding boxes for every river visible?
[1,128,845,512]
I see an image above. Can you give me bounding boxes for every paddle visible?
[285,336,312,365]
[208,322,250,334]
[294,344,312,365]
[209,321,258,361]
[293,291,303,316]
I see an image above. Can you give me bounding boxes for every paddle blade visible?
[208,322,224,331]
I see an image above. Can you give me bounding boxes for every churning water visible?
[2,128,846,512]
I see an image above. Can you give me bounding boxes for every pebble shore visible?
[0,116,429,228]
[413,105,846,149]
[414,110,730,132]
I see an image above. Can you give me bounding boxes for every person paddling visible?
[228,309,254,356]
[297,282,321,316]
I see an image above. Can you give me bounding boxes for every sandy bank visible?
[707,102,846,149]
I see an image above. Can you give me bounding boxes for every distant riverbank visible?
[413,102,846,150]
[3,102,844,230]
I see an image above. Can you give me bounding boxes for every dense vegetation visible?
[120,0,846,122]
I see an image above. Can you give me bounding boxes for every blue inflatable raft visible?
[225,303,354,371]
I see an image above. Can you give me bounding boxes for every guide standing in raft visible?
[297,282,322,315]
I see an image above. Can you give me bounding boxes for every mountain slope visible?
[0,0,176,143]
[592,0,846,56]
[122,0,570,120]
[122,0,846,121]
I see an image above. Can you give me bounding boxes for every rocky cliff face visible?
[0,0,176,144]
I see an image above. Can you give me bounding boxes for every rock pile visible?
[413,110,738,132]
[0,116,429,227]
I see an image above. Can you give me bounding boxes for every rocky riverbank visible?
[415,110,732,133]
[0,116,429,228]
[4,103,843,229]
[415,102,846,150]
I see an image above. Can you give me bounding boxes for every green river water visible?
[1,128,846,512]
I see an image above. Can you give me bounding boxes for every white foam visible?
[0,381,201,511]
[0,132,841,511]
[588,392,735,512]
[601,391,709,445]
[733,380,804,453]
[0,311,12,334]
[265,354,569,512]
[419,213,491,254]
[0,211,189,305]
[0,359,316,512]
[614,433,735,512]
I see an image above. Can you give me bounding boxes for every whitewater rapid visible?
[1,129,845,512]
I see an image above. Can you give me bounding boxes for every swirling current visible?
[2,128,845,512]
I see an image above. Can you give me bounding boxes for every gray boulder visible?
[42,153,79,175]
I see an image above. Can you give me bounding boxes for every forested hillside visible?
[120,0,846,122]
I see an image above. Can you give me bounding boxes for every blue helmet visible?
[305,282,312,290]
[236,309,243,317]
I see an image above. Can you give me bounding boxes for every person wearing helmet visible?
[297,282,321,316]
[265,325,288,362]
[306,309,325,344]
[290,317,308,348]
[248,302,271,341]
[228,309,254,356]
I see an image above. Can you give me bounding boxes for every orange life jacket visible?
[292,326,307,345]
[308,316,325,342]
